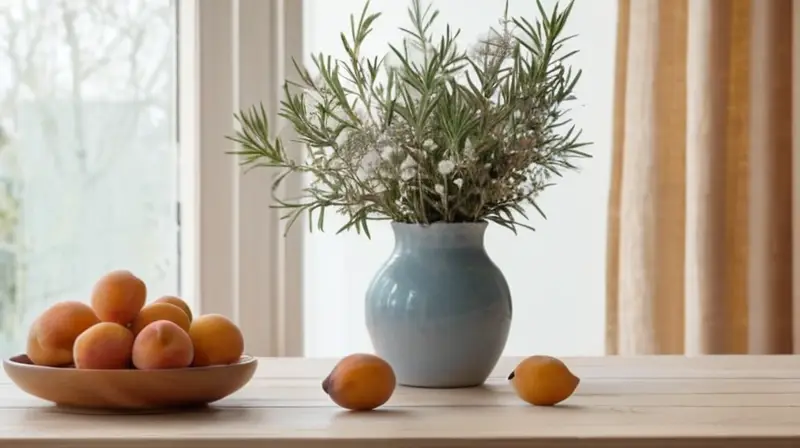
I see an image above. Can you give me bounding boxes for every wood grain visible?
[1,356,800,448]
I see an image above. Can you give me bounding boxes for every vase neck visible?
[391,222,488,251]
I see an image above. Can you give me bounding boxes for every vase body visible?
[365,222,512,388]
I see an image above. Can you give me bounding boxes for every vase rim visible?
[390,220,488,228]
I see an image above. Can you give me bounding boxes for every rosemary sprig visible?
[227,0,589,236]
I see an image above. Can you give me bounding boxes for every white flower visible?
[375,135,398,160]
[434,184,445,195]
[401,154,417,170]
[453,178,463,189]
[463,138,475,159]
[401,168,416,181]
[437,160,455,175]
[400,155,417,181]
[378,145,398,161]
[423,139,437,150]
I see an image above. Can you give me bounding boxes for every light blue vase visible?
[365,221,512,388]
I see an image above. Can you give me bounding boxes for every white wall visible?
[302,0,617,357]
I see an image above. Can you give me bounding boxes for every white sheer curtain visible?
[302,0,617,357]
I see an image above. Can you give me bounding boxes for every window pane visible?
[302,0,615,357]
[0,0,178,356]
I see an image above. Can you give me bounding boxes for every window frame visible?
[177,0,305,356]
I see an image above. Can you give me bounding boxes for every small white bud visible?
[434,184,445,195]
[401,154,417,170]
[437,160,455,175]
[400,154,418,181]
[423,139,437,149]
[463,145,475,159]
[453,178,463,188]
[378,145,396,160]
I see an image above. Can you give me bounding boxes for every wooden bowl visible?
[3,354,257,410]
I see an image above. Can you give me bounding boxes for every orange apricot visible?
[153,295,193,322]
[90,270,147,326]
[132,320,194,370]
[26,301,100,367]
[322,353,396,411]
[188,314,244,367]
[130,302,191,336]
[508,355,580,406]
[73,322,135,369]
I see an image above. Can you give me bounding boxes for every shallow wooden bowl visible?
[3,354,257,410]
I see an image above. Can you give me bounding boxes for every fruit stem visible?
[507,371,515,380]
[321,375,331,394]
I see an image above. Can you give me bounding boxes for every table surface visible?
[2,356,800,448]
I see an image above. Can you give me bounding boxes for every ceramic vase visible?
[365,221,512,388]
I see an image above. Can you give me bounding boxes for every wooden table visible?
[1,356,799,448]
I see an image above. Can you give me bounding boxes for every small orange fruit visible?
[73,322,135,370]
[90,270,147,326]
[153,295,193,322]
[188,314,244,367]
[508,355,580,406]
[26,301,100,367]
[130,302,191,336]
[132,320,194,370]
[322,353,396,411]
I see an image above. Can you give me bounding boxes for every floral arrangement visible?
[228,0,588,236]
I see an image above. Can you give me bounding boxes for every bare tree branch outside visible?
[0,0,179,356]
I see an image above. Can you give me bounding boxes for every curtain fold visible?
[607,0,797,355]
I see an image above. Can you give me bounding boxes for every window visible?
[301,0,617,357]
[0,0,179,357]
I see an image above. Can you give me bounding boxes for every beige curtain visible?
[606,0,800,355]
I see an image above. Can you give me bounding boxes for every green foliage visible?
[227,0,589,237]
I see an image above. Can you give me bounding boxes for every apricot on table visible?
[26,301,101,367]
[73,322,135,370]
[322,353,396,411]
[153,295,193,322]
[130,302,191,336]
[508,355,580,406]
[188,314,244,367]
[90,270,147,326]
[132,320,194,370]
